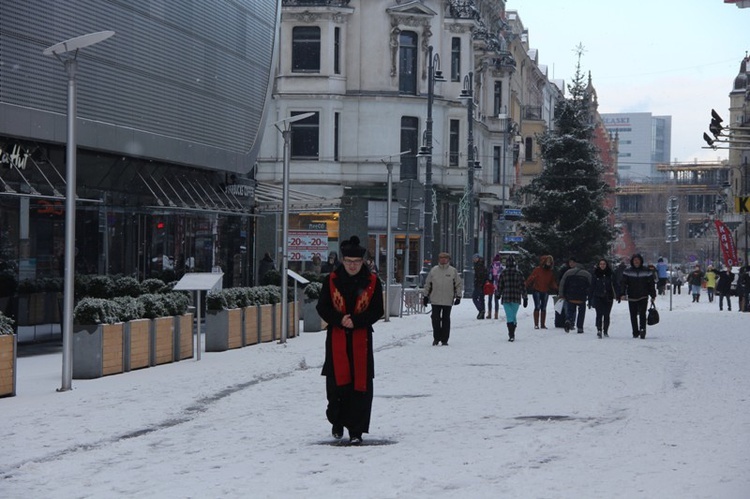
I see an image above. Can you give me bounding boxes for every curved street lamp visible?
[458,72,475,298]
[43,30,115,392]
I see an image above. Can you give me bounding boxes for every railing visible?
[402,288,425,316]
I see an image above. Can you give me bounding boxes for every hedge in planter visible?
[0,311,16,397]
[72,298,124,379]
[205,290,243,352]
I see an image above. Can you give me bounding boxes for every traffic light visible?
[709,109,725,139]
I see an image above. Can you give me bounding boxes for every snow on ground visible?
[2,291,749,498]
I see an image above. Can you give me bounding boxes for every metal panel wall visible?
[0,0,280,173]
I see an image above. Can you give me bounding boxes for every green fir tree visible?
[519,47,616,266]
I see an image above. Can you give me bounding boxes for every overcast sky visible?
[512,0,747,167]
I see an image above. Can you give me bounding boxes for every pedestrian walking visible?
[486,254,503,319]
[524,254,558,329]
[316,236,384,445]
[472,253,488,320]
[258,251,276,283]
[496,256,527,342]
[737,266,750,312]
[619,253,657,339]
[671,267,684,295]
[558,256,592,334]
[588,258,619,338]
[717,267,734,311]
[705,265,718,303]
[423,252,463,346]
[321,251,340,274]
[656,258,669,295]
[554,258,575,328]
[687,265,705,302]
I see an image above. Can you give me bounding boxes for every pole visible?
[422,45,435,279]
[280,127,291,343]
[385,161,394,322]
[463,72,475,298]
[59,58,78,391]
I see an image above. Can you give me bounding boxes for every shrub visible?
[114,276,142,297]
[261,269,281,286]
[303,281,323,300]
[206,291,228,311]
[141,278,166,294]
[87,275,115,299]
[0,311,14,335]
[74,274,93,300]
[265,285,282,304]
[138,293,168,319]
[17,279,40,294]
[163,292,190,316]
[112,296,145,322]
[73,297,119,325]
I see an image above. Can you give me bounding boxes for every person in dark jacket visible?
[588,258,619,338]
[472,254,488,320]
[687,265,705,302]
[496,256,528,342]
[716,267,734,311]
[559,257,592,334]
[257,252,275,283]
[316,236,384,445]
[554,259,574,328]
[320,251,340,274]
[619,253,657,339]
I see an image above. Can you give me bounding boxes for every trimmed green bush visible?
[303,281,323,299]
[0,311,14,334]
[114,276,142,297]
[73,297,119,325]
[138,293,168,319]
[141,278,166,294]
[112,296,144,322]
[87,275,115,299]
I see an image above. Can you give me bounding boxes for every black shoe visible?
[477,311,484,319]
[432,340,439,346]
[508,336,514,342]
[332,425,344,440]
[564,321,571,333]
[633,332,639,338]
[603,332,609,338]
[349,435,362,445]
[577,328,584,334]
[597,331,602,338]
[441,341,448,346]
[639,328,646,339]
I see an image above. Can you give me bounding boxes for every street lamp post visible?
[274,112,315,344]
[43,30,115,392]
[459,72,475,298]
[418,46,445,283]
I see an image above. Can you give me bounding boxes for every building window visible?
[618,195,640,213]
[493,146,501,184]
[449,119,460,166]
[292,26,320,72]
[334,112,340,162]
[334,27,341,75]
[524,137,533,162]
[399,31,418,94]
[400,116,419,179]
[493,81,503,116]
[451,37,461,82]
[291,111,319,159]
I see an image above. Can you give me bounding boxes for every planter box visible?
[72,323,124,379]
[150,316,174,366]
[205,308,243,352]
[173,313,194,361]
[0,334,17,397]
[259,304,274,343]
[124,318,151,371]
[243,306,259,346]
[302,299,323,332]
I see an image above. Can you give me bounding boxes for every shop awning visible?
[254,182,340,213]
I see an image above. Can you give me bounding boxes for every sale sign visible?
[287,230,328,261]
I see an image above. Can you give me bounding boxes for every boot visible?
[477,310,484,319]
[507,322,516,342]
[533,310,539,329]
[494,310,498,320]
[540,311,547,329]
[486,311,492,319]
[597,329,602,339]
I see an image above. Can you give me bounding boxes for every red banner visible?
[714,220,739,267]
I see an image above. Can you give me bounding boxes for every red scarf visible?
[329,271,377,392]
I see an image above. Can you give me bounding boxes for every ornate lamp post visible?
[417,45,444,283]
[459,72,475,297]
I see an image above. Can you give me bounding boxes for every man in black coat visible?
[717,267,734,311]
[620,253,657,339]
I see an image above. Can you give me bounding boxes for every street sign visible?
[735,196,750,213]
[503,208,522,218]
[504,235,523,243]
[397,205,421,230]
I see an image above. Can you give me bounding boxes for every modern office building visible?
[0,0,279,287]
[601,112,671,183]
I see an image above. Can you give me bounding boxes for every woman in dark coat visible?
[620,253,656,339]
[316,236,384,445]
[588,258,619,338]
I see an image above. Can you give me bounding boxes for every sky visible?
[2,291,749,498]
[511,0,748,166]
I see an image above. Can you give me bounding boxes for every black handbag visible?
[647,303,660,326]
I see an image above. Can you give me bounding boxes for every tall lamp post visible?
[43,30,115,392]
[417,46,445,283]
[274,112,315,344]
[459,72,476,298]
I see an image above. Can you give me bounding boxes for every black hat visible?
[340,235,366,258]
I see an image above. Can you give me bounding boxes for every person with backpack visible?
[558,257,592,334]
[588,258,619,338]
[620,253,657,339]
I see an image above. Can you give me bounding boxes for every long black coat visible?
[589,265,618,306]
[317,267,384,380]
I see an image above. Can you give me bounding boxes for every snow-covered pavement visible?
[2,291,749,498]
